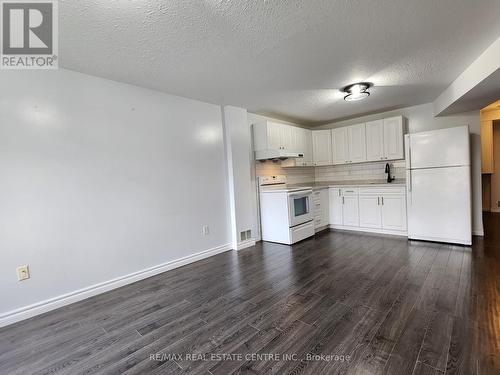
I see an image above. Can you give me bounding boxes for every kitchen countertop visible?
[288,179,406,190]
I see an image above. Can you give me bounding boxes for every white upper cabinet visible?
[383,116,404,160]
[366,120,385,161]
[365,116,404,161]
[252,121,299,152]
[255,116,404,164]
[348,124,367,163]
[266,122,282,150]
[332,124,366,164]
[253,121,311,161]
[280,124,295,151]
[253,121,283,151]
[281,127,314,167]
[332,127,348,164]
[303,128,313,166]
[312,130,332,166]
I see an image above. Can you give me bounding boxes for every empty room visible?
[1,1,500,374]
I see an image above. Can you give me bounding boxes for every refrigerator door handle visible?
[404,134,411,170]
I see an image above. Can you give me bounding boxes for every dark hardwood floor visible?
[1,214,500,374]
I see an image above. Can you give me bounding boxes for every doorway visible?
[480,100,500,217]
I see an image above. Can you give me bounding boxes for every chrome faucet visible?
[385,163,395,183]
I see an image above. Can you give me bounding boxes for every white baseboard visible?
[235,239,256,250]
[472,230,484,236]
[314,224,330,233]
[0,243,232,328]
[329,225,407,237]
[491,208,500,213]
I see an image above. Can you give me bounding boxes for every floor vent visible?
[240,230,252,241]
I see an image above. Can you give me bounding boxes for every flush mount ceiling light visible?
[342,82,372,102]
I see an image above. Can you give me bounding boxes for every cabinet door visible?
[348,124,367,163]
[383,116,404,160]
[320,189,330,225]
[342,195,359,227]
[290,126,304,154]
[313,190,323,228]
[365,120,384,162]
[381,194,407,231]
[329,188,343,225]
[280,124,293,150]
[312,130,332,166]
[332,127,349,164]
[359,195,382,228]
[267,122,282,150]
[303,129,313,166]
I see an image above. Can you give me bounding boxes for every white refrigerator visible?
[405,126,472,245]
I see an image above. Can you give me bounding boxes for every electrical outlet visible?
[202,225,209,236]
[16,265,30,281]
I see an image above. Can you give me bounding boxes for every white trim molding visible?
[235,239,256,251]
[0,243,231,328]
[329,225,407,237]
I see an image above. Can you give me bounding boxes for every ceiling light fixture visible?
[342,82,371,102]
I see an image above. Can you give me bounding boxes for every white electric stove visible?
[258,176,314,244]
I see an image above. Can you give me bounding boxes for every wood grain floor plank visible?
[1,214,499,375]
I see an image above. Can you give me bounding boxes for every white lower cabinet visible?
[313,188,330,230]
[329,188,343,225]
[381,194,407,231]
[359,194,382,228]
[341,189,359,227]
[329,186,407,235]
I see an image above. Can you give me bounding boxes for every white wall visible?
[222,106,256,249]
[0,69,231,322]
[318,103,484,236]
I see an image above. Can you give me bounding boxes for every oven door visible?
[288,190,313,227]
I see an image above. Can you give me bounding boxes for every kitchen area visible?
[254,115,473,246]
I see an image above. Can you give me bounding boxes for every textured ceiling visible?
[59,0,500,124]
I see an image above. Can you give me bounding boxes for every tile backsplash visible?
[255,160,314,184]
[255,159,405,183]
[315,160,406,182]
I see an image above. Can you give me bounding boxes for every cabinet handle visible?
[377,197,380,205]
[381,197,384,205]
[338,190,341,197]
[342,197,345,204]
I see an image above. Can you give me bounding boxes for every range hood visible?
[255,149,304,161]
